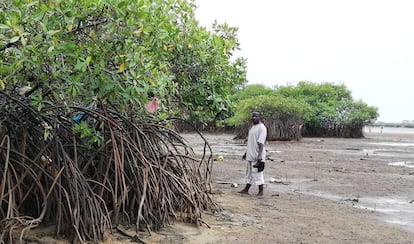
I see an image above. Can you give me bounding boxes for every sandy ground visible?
[26,127,414,243]
[141,127,414,244]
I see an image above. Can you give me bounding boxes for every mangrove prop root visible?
[0,90,215,243]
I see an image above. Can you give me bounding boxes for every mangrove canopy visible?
[0,0,246,242]
[229,82,378,140]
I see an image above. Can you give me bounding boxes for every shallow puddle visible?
[287,188,414,233]
[388,161,414,168]
[374,149,414,157]
[338,147,414,158]
[369,142,414,147]
[357,196,414,232]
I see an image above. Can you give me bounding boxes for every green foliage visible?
[229,82,378,129]
[335,100,378,124]
[73,120,103,146]
[230,83,273,103]
[228,93,312,126]
[0,0,246,124]
[275,81,378,126]
[277,81,353,102]
[171,20,247,123]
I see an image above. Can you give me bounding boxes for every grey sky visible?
[194,0,414,123]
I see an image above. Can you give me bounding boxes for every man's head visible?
[252,111,261,124]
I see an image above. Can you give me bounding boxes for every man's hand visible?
[253,160,265,172]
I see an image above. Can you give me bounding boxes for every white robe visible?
[244,123,267,185]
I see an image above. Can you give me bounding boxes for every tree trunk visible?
[303,122,364,138]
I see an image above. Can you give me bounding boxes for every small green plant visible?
[73,121,102,146]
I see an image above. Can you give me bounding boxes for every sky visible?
[194,0,414,123]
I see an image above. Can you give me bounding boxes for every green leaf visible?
[9,36,20,43]
[27,1,39,8]
[86,56,92,65]
[0,24,10,30]
[46,30,61,36]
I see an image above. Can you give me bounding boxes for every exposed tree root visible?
[0,90,215,243]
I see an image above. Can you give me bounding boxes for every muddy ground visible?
[28,127,414,243]
[141,127,414,244]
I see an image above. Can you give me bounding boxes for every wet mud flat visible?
[20,128,414,243]
[172,128,414,243]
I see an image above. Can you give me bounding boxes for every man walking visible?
[238,111,267,196]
